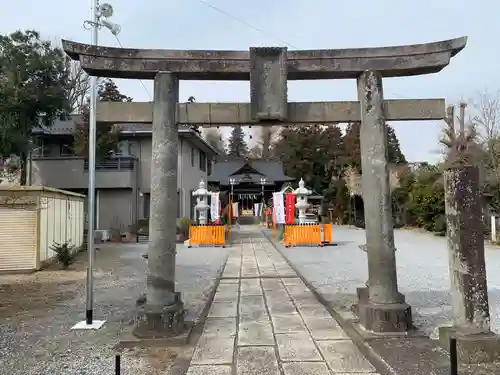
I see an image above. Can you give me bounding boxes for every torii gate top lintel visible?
[61,37,467,81]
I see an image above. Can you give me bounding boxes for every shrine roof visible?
[209,157,294,184]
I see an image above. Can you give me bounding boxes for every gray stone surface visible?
[238,321,274,346]
[357,69,401,307]
[444,166,491,335]
[186,365,232,375]
[63,37,467,80]
[303,316,350,340]
[250,47,288,121]
[190,336,235,365]
[236,347,280,375]
[184,227,376,374]
[208,301,238,318]
[0,242,229,374]
[275,332,322,361]
[97,99,446,125]
[271,314,307,334]
[281,362,331,375]
[145,72,179,310]
[274,226,500,336]
[317,340,376,372]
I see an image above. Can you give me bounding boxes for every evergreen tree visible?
[343,122,362,169]
[387,125,406,164]
[74,79,132,159]
[0,30,69,184]
[227,126,248,157]
[342,122,407,170]
[272,124,344,193]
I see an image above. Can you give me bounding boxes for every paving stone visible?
[191,336,235,365]
[239,309,269,323]
[223,268,240,278]
[186,365,232,375]
[302,317,350,340]
[276,268,296,277]
[203,317,237,337]
[213,284,240,302]
[295,303,332,319]
[275,332,322,362]
[264,289,292,303]
[238,320,275,346]
[240,280,262,296]
[285,284,312,297]
[267,301,298,315]
[208,301,238,317]
[282,362,331,375]
[281,278,305,286]
[219,279,239,284]
[317,340,376,373]
[259,269,279,277]
[261,280,284,291]
[236,346,280,375]
[239,295,269,321]
[271,314,308,334]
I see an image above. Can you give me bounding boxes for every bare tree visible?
[65,58,91,114]
[439,103,479,166]
[468,89,500,187]
[470,88,500,142]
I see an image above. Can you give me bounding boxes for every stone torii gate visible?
[62,37,467,337]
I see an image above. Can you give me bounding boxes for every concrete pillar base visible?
[133,296,186,338]
[438,326,500,364]
[358,300,412,333]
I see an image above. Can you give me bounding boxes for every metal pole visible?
[86,0,99,325]
[115,354,121,375]
[449,337,458,375]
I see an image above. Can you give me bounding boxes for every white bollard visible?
[491,215,496,243]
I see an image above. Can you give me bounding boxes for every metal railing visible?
[84,158,134,171]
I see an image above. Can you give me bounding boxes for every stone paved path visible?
[186,227,379,375]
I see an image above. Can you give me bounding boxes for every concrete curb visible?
[261,229,397,375]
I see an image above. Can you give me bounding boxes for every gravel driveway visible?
[0,243,229,375]
[272,226,500,337]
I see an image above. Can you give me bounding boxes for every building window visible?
[32,138,52,157]
[191,147,195,167]
[207,160,212,175]
[199,151,207,172]
[189,190,196,220]
[143,193,150,218]
[117,140,131,156]
[60,143,74,156]
[177,190,181,218]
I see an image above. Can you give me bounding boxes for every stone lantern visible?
[293,178,312,224]
[193,180,210,225]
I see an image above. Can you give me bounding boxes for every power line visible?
[113,35,152,100]
[197,0,297,48]
[196,1,407,100]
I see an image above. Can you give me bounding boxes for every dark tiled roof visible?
[209,157,294,184]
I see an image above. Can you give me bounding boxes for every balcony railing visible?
[84,157,135,171]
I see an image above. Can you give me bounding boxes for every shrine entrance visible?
[62,36,466,336]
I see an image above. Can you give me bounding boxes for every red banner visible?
[285,193,295,224]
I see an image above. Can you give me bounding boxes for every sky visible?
[1,0,499,163]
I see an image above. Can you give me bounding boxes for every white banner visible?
[254,203,260,216]
[210,192,220,221]
[273,192,285,224]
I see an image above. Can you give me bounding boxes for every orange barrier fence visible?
[283,224,322,247]
[322,223,333,245]
[188,225,226,247]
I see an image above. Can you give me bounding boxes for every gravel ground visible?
[0,242,229,375]
[271,226,500,337]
